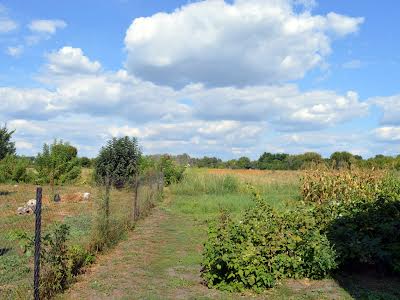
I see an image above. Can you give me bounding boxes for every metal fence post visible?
[34,187,42,300]
[133,176,139,222]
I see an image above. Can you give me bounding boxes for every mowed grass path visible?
[60,186,352,300]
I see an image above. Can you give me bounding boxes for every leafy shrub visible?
[95,136,141,188]
[202,188,337,291]
[79,157,92,168]
[35,141,82,185]
[159,155,185,185]
[12,223,94,299]
[0,155,33,183]
[314,175,400,274]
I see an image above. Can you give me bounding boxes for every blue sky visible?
[0,0,399,159]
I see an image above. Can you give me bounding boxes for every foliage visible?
[12,223,94,299]
[301,168,385,204]
[159,155,185,185]
[202,187,337,292]
[0,155,34,183]
[0,124,16,160]
[330,151,360,169]
[79,156,92,168]
[311,174,400,274]
[95,136,141,188]
[90,185,128,252]
[35,140,81,185]
[203,170,400,292]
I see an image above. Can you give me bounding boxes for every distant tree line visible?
[164,151,400,171]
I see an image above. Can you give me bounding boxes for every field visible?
[1,168,399,299]
[0,182,135,298]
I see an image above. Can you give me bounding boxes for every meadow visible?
[1,167,400,299]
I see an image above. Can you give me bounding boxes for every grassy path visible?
[60,193,353,300]
[60,196,233,299]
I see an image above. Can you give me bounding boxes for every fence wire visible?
[0,171,164,299]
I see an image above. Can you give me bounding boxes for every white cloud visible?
[45,47,101,75]
[0,87,56,118]
[185,85,368,130]
[370,95,400,125]
[15,140,34,150]
[28,19,66,34]
[326,12,364,37]
[374,127,400,142]
[6,45,23,57]
[125,0,364,87]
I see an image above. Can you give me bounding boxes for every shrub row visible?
[202,172,400,292]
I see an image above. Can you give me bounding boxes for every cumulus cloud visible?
[370,95,400,125]
[185,84,368,130]
[28,19,66,34]
[44,47,101,75]
[0,87,56,119]
[124,0,364,87]
[2,40,376,156]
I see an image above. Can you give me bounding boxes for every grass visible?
[5,168,399,299]
[0,182,136,298]
[60,169,352,299]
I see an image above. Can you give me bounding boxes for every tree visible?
[35,140,81,188]
[95,136,141,188]
[236,156,252,169]
[330,151,355,169]
[257,152,289,170]
[0,125,16,160]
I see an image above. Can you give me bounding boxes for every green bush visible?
[12,223,94,299]
[202,188,337,292]
[0,155,33,183]
[318,175,400,274]
[35,141,82,185]
[159,155,185,185]
[95,136,141,188]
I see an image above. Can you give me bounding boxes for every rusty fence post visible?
[33,187,42,300]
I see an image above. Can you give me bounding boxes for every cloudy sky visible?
[0,0,399,159]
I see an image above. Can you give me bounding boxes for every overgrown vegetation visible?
[35,140,82,186]
[202,187,337,291]
[0,124,16,160]
[12,224,94,299]
[202,169,400,292]
[94,136,141,188]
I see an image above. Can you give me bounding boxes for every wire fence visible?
[0,171,163,299]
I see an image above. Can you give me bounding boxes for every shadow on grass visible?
[0,190,16,196]
[335,271,400,300]
[0,248,11,256]
[325,196,400,300]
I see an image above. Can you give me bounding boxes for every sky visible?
[0,0,399,159]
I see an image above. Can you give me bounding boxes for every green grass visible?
[34,169,400,299]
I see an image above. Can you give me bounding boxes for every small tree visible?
[0,125,16,160]
[95,137,141,188]
[35,140,81,194]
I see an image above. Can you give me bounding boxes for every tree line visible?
[167,151,400,170]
